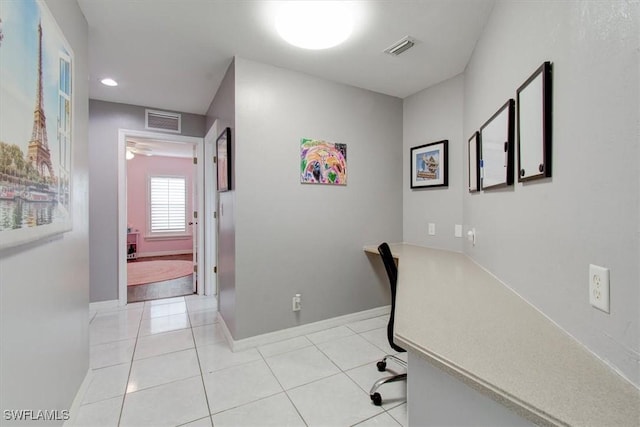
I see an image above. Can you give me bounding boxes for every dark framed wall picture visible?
[468,132,481,192]
[216,127,232,192]
[410,140,448,189]
[517,61,552,182]
[480,99,515,190]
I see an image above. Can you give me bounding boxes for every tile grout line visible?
[89,296,219,426]
[188,299,216,426]
[116,300,147,427]
[312,327,404,422]
[258,347,310,427]
[117,300,212,424]
[92,301,405,426]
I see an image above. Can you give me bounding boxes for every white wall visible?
[403,74,464,252]
[88,100,205,302]
[0,0,90,421]
[462,0,639,386]
[231,58,403,339]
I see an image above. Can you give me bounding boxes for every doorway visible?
[117,129,208,307]
[125,137,196,302]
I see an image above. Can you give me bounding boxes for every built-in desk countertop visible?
[364,243,639,426]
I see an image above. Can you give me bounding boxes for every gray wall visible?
[232,58,403,339]
[408,353,533,426]
[0,0,90,422]
[462,1,639,386]
[403,74,464,252]
[88,100,206,302]
[205,60,237,335]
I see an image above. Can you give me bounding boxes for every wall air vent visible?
[384,36,416,56]
[145,109,182,133]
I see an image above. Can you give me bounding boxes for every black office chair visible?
[370,242,407,406]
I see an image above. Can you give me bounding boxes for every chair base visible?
[369,354,407,406]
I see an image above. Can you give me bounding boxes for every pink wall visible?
[127,155,194,256]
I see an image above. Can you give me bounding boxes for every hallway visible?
[74,295,407,426]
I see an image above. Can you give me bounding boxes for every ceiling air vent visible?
[145,109,182,133]
[384,36,416,56]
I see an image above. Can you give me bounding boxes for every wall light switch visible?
[428,223,436,236]
[589,264,610,313]
[454,224,462,238]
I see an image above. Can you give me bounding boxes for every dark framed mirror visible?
[468,132,480,193]
[216,127,231,192]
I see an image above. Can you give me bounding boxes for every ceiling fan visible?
[126,141,153,159]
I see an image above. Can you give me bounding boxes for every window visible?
[149,176,186,234]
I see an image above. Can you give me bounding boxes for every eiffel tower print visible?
[0,0,74,244]
[26,22,55,180]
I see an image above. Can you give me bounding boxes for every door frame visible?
[117,128,205,307]
[203,121,219,296]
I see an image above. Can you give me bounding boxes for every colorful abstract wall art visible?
[0,0,74,249]
[300,138,347,185]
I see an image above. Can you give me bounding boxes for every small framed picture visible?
[216,127,231,192]
[468,132,480,192]
[410,140,448,189]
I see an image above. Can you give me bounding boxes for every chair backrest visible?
[378,242,405,353]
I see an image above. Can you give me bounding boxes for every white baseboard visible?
[223,305,391,352]
[64,368,93,426]
[218,316,234,350]
[89,299,120,312]
[138,250,193,258]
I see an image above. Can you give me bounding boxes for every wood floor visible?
[131,253,193,262]
[127,254,195,303]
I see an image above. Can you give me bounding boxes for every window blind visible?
[149,176,186,233]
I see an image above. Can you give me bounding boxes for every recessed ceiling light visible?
[275,1,354,50]
[101,78,118,87]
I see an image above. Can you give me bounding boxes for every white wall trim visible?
[223,305,391,352]
[203,122,219,296]
[63,368,93,426]
[117,129,204,307]
[137,249,193,258]
[89,299,120,312]
[218,315,234,350]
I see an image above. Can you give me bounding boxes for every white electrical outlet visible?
[467,228,476,246]
[454,224,462,238]
[292,294,301,312]
[428,223,436,236]
[589,264,610,313]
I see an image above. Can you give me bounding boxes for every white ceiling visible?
[78,0,495,115]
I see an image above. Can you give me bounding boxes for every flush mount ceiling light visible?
[125,149,134,160]
[275,1,354,50]
[100,77,118,87]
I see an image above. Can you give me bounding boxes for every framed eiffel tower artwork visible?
[0,0,74,249]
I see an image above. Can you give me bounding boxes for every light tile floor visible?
[74,295,407,427]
